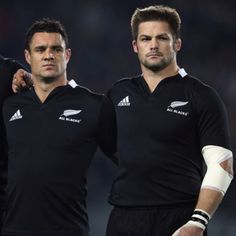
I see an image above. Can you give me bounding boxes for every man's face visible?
[132,21,181,72]
[25,32,71,82]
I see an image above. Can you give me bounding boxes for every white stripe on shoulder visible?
[68,79,78,88]
[178,68,187,78]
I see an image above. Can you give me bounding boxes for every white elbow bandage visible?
[201,145,233,195]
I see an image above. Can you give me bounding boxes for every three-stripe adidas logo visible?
[9,109,23,121]
[117,96,130,106]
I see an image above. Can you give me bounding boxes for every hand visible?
[12,69,33,93]
[172,223,204,236]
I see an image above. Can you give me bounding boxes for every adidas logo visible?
[117,96,130,106]
[9,109,23,121]
[59,109,82,123]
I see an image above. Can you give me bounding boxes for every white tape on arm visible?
[201,145,233,195]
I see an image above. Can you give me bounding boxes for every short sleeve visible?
[196,86,231,150]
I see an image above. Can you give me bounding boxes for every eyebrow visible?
[33,44,63,50]
[139,33,170,37]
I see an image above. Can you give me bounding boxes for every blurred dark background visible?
[1,0,235,235]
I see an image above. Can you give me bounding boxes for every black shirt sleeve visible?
[0,56,26,225]
[0,108,7,222]
[96,95,117,161]
[196,85,231,150]
[0,56,26,105]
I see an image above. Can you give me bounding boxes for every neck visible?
[141,62,179,93]
[33,75,67,103]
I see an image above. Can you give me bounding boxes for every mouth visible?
[42,64,55,70]
[43,64,55,67]
[147,52,163,58]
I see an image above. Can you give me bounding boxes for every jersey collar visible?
[178,68,187,78]
[138,68,188,96]
[68,79,78,88]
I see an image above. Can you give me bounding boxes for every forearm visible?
[198,145,234,216]
[172,189,223,236]
[172,147,233,235]
[187,151,233,230]
[195,188,223,216]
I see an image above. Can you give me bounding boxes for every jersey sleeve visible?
[196,86,231,150]
[0,107,8,225]
[0,57,27,105]
[0,57,26,225]
[96,95,117,159]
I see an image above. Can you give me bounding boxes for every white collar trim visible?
[68,79,78,88]
[178,68,187,78]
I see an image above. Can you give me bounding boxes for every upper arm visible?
[196,86,231,149]
[97,96,117,163]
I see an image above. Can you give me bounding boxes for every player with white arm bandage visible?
[105,5,234,236]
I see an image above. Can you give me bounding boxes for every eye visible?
[52,46,63,53]
[159,35,169,41]
[35,47,45,52]
[140,37,150,42]
[55,47,63,52]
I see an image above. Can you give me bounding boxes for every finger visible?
[23,73,33,87]
[13,69,26,82]
[12,84,20,93]
[17,68,25,76]
[12,76,20,87]
[24,71,31,78]
[13,69,23,80]
[172,228,180,236]
[20,80,27,87]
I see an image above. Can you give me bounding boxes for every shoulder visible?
[68,83,113,117]
[68,80,106,104]
[2,91,29,115]
[3,89,30,103]
[107,75,141,95]
[112,75,140,87]
[183,74,226,114]
[182,74,219,98]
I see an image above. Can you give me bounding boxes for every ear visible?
[132,40,138,54]
[65,48,71,63]
[174,38,181,52]
[24,49,31,65]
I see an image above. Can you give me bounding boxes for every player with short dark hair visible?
[106,5,233,236]
[25,17,69,51]
[1,18,117,236]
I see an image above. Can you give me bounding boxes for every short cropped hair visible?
[25,18,69,50]
[131,5,181,40]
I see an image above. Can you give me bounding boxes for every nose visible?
[43,49,55,61]
[150,39,159,51]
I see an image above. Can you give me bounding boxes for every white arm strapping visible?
[201,145,233,195]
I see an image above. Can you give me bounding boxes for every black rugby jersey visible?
[0,55,25,224]
[107,68,231,207]
[1,80,116,236]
